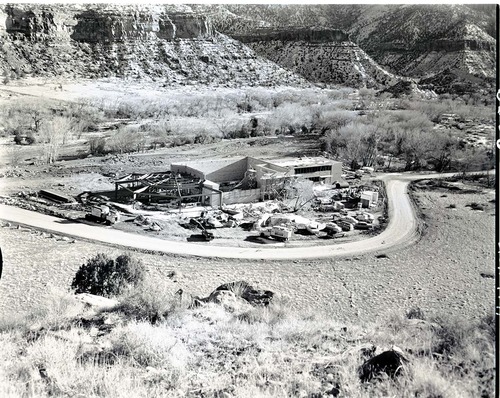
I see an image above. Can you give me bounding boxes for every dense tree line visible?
[1,88,494,171]
[321,108,494,172]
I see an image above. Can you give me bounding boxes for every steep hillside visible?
[239,28,401,88]
[206,4,496,94]
[0,4,308,87]
[349,5,495,80]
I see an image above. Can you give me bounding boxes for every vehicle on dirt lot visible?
[201,229,215,241]
[189,218,214,241]
[85,205,120,225]
[337,220,354,231]
[355,212,374,222]
[354,221,372,230]
[318,204,335,212]
[260,225,293,242]
[341,216,358,225]
[324,222,342,236]
[306,221,327,235]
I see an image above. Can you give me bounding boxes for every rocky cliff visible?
[0,4,495,95]
[234,27,349,43]
[0,4,308,87]
[2,5,213,42]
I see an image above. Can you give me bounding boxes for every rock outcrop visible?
[0,4,494,94]
[3,5,213,42]
[176,281,275,313]
[214,281,274,307]
[234,27,349,43]
[358,347,409,382]
[70,9,213,43]
[0,4,308,87]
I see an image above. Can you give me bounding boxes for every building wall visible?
[331,161,343,182]
[247,157,289,189]
[222,188,261,205]
[206,158,248,183]
[290,161,342,183]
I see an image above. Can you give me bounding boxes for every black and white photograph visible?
[0,2,496,397]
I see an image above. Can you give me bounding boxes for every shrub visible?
[406,306,426,320]
[88,136,106,156]
[108,322,189,371]
[13,131,23,145]
[431,316,470,356]
[478,314,496,343]
[107,127,142,154]
[71,253,145,298]
[117,277,175,323]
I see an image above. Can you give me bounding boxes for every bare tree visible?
[314,109,355,134]
[39,116,73,164]
[107,127,141,154]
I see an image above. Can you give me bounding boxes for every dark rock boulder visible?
[207,290,253,314]
[214,281,274,307]
[358,348,409,382]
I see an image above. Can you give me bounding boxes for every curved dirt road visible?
[0,172,487,259]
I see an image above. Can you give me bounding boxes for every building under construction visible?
[114,156,343,207]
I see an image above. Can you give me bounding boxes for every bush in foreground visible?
[71,253,145,298]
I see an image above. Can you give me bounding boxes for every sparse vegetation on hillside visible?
[0,276,494,397]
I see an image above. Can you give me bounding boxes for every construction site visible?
[1,155,386,247]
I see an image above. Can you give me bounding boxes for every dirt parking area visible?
[0,182,494,324]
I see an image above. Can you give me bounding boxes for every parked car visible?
[306,221,326,235]
[337,220,354,231]
[355,212,374,223]
[324,222,342,235]
[354,221,372,230]
[319,204,335,212]
[332,213,342,221]
[341,216,358,225]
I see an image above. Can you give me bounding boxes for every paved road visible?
[0,171,490,260]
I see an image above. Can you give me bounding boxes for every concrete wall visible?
[222,188,261,205]
[331,161,343,182]
[206,158,248,183]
